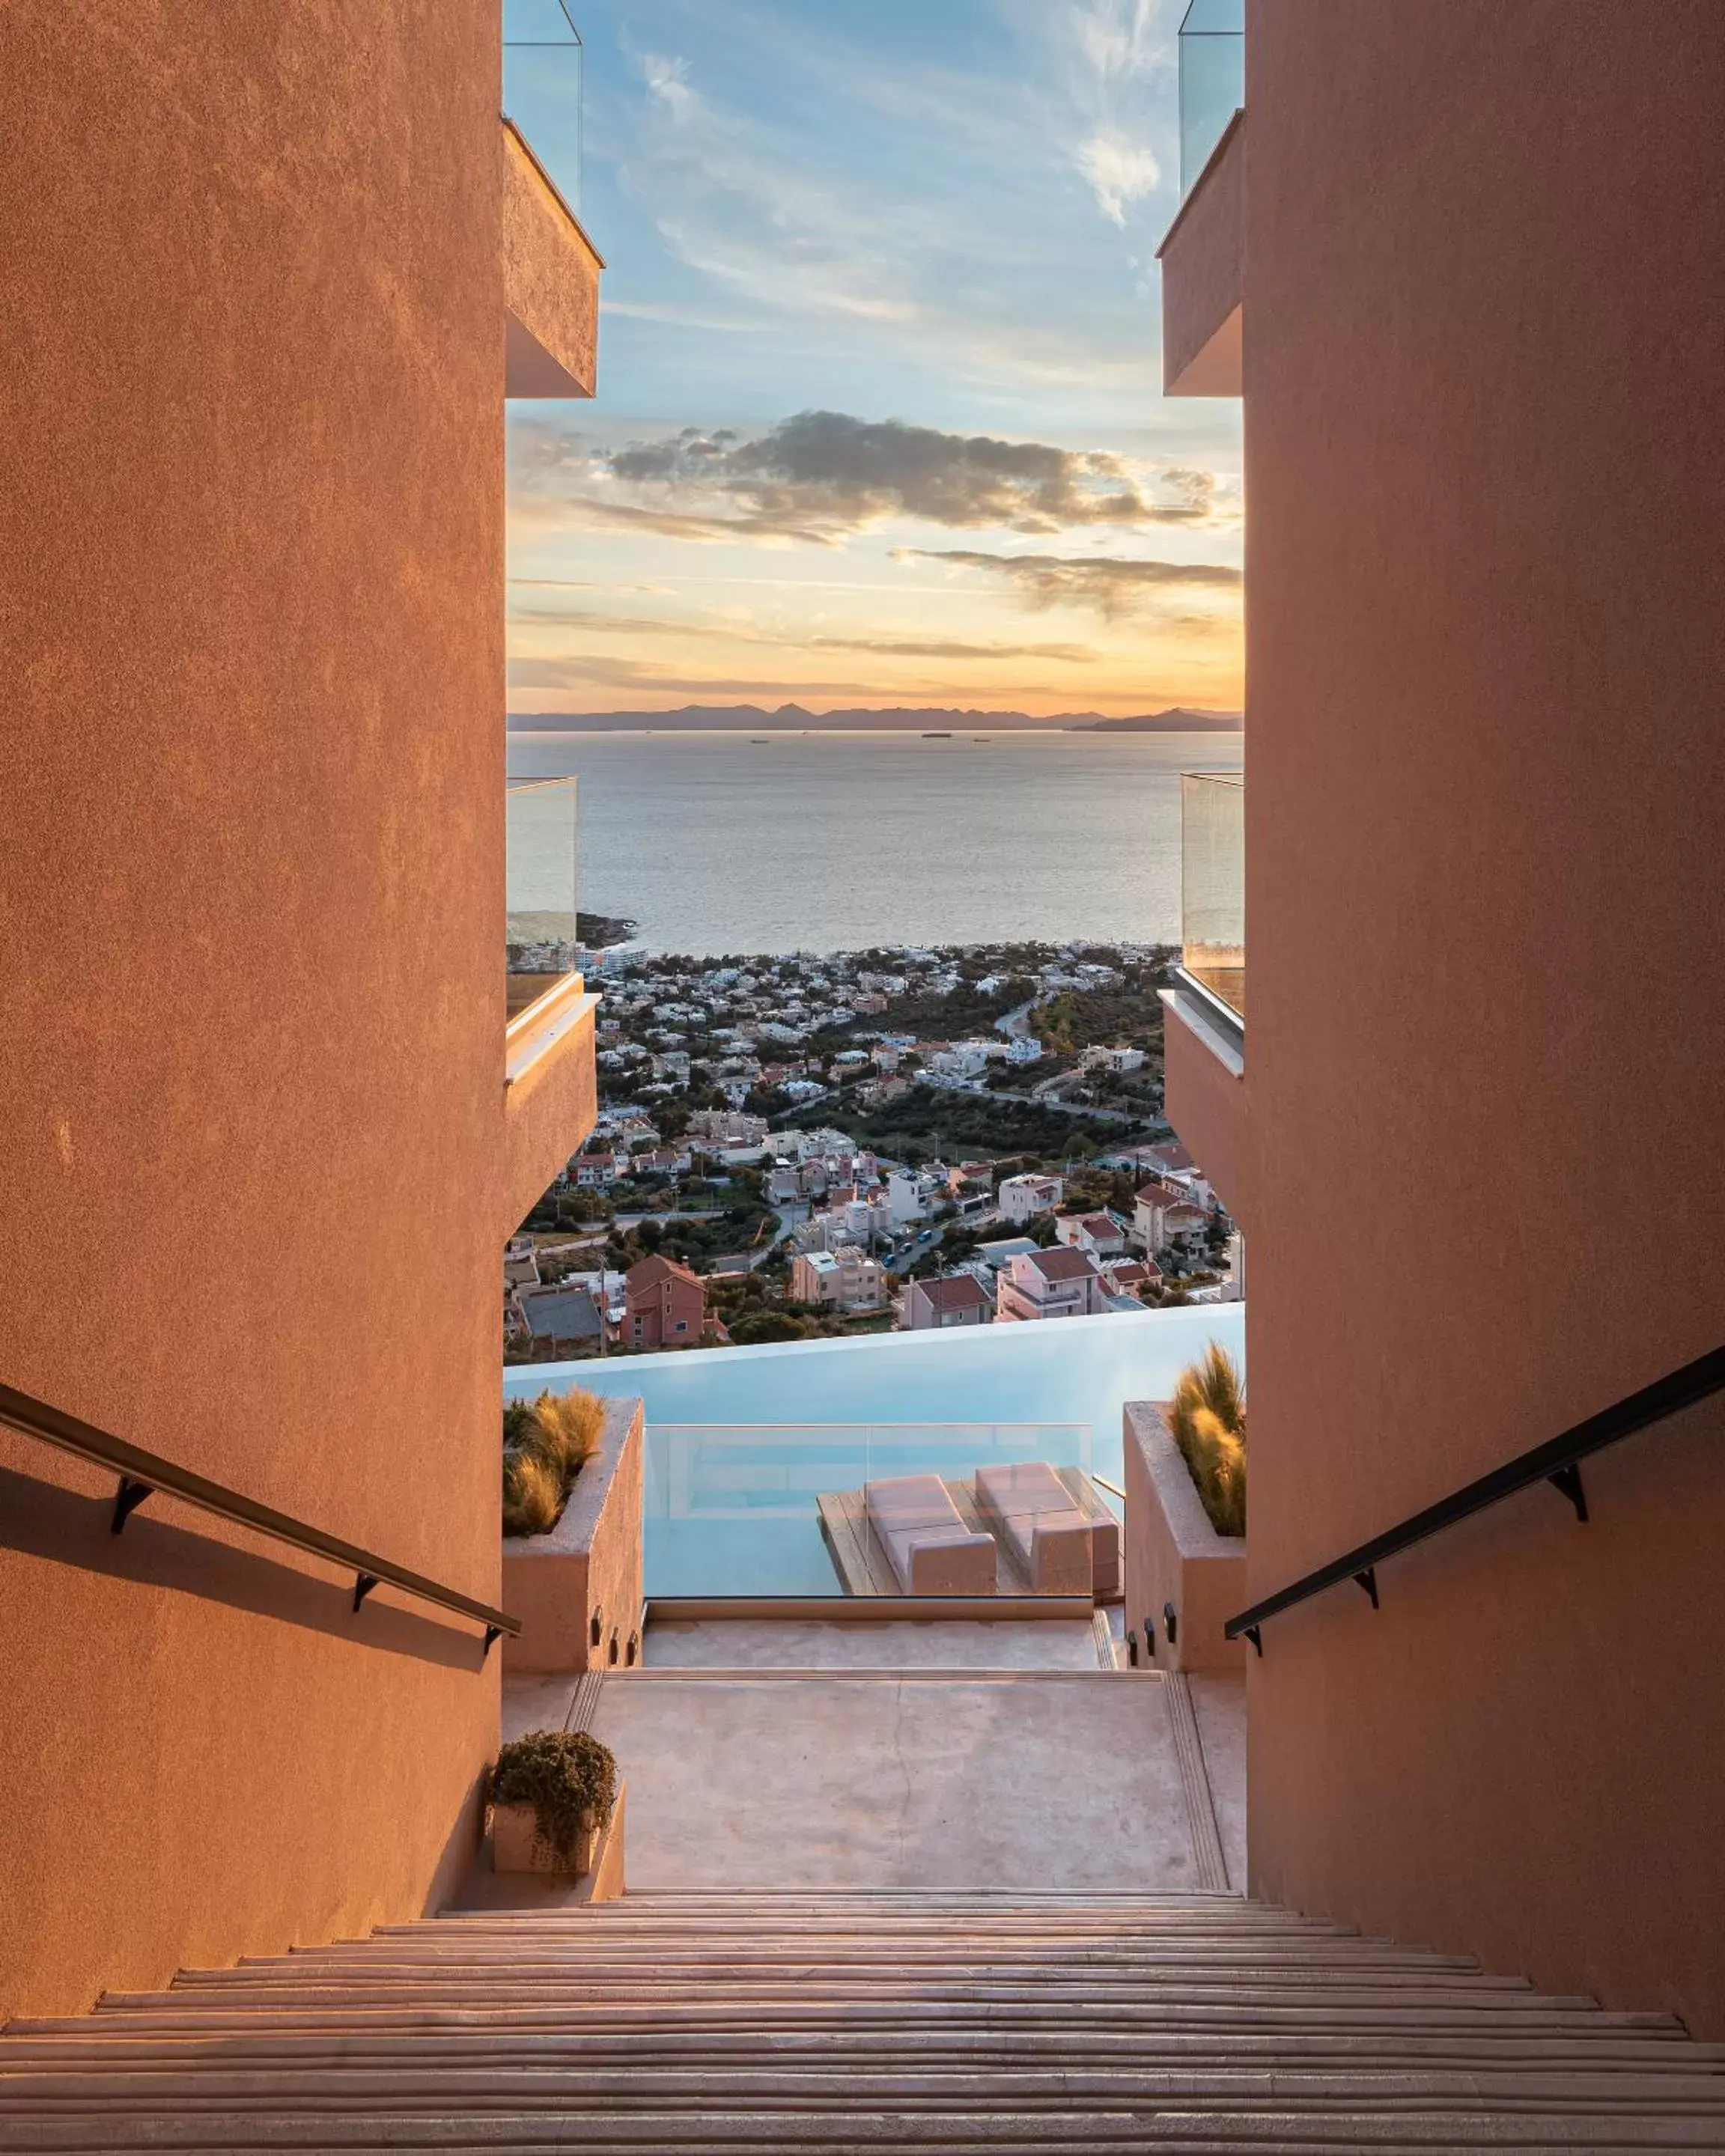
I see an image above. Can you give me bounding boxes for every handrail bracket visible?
[353,1573,380,1613]
[1353,1566,1380,1608]
[1548,1464,1589,1523]
[111,1477,152,1535]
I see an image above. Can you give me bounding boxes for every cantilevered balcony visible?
[506,774,579,1025]
[1180,769,1245,1025]
[1158,0,1244,397]
[505,774,597,1225]
[1160,769,1248,1222]
[502,1,602,398]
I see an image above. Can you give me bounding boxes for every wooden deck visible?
[817,1468,1118,1602]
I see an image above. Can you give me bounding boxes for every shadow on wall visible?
[0,1461,491,1674]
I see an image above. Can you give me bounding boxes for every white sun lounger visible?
[974,1460,1117,1597]
[863,1473,998,1595]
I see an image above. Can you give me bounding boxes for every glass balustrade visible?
[642,1422,1098,1597]
[1181,768,1244,1020]
[503,0,584,216]
[1178,0,1244,196]
[506,774,579,1023]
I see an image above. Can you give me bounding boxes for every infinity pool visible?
[505,1305,1245,1595]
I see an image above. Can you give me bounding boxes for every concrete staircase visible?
[3,1890,1724,2150]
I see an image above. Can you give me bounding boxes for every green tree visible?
[728,1309,809,1346]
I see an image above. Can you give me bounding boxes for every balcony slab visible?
[502,121,602,398]
[502,978,598,1233]
[1160,987,1249,1225]
[1158,109,1244,396]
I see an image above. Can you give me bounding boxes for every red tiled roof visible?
[626,1253,702,1289]
[917,1273,988,1313]
[1027,1246,1101,1282]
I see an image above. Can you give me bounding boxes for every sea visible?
[505,729,1241,958]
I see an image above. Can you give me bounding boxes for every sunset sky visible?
[506,0,1243,719]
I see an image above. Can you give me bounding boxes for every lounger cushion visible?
[975,1460,1117,1595]
[864,1474,997,1595]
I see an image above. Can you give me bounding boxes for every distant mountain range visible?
[506,703,1242,734]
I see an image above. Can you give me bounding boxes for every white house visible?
[886,1170,928,1227]
[791,1246,888,1313]
[1082,1044,1146,1075]
[1133,1180,1211,1256]
[997,1172,1063,1227]
[764,1162,802,1205]
[1055,1211,1129,1258]
[995,1246,1112,1323]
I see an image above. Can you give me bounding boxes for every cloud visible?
[898,547,1242,621]
[507,597,1092,666]
[623,47,922,326]
[1048,0,1172,225]
[511,412,1220,549]
[1074,133,1162,226]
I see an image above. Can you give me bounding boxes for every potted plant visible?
[490,1729,618,1875]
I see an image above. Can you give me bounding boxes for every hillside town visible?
[505,940,1240,1362]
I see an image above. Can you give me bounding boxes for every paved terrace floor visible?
[503,1619,1245,1898]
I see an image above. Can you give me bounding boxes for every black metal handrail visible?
[0,1379,519,1652]
[1224,1342,1725,1654]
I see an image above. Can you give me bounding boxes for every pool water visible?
[505,1306,1245,1595]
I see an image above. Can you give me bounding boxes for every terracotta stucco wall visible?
[0,4,509,2015]
[1242,3,1725,2031]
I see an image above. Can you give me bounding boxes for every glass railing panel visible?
[1178,0,1244,197]
[506,774,579,1021]
[1181,768,1244,1020]
[502,0,584,217]
[642,1422,1098,1598]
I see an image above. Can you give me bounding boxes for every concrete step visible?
[7,2063,1725,2111]
[79,1998,1687,2035]
[2,1892,1720,2152]
[144,1982,1619,2012]
[5,2033,1718,2070]
[1,2107,1724,2150]
[199,1962,1526,1986]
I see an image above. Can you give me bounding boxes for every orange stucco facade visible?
[0,6,597,2017]
[1163,2,1725,2034]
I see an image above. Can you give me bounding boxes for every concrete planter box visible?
[492,1800,599,1876]
[1122,1399,1245,1672]
[502,1397,643,1673]
[490,1781,627,1903]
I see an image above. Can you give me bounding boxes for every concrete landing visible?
[584,1669,1235,1895]
[643,1616,1105,1670]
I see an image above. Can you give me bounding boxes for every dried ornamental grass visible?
[502,1386,606,1536]
[1168,1342,1247,1538]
